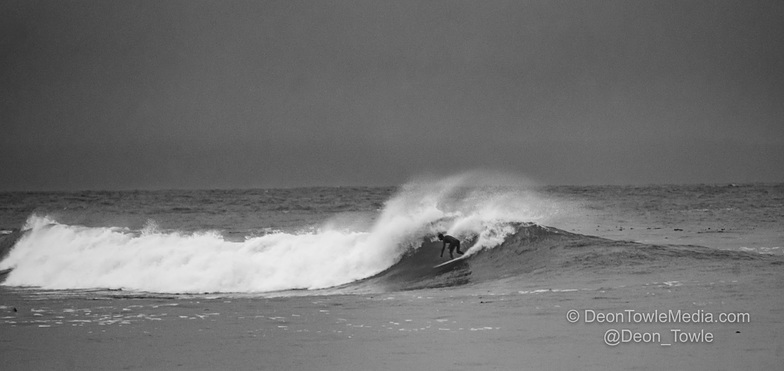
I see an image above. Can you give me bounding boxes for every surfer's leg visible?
[456,242,463,254]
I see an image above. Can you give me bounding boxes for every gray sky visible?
[2,0,783,190]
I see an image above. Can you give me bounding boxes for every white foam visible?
[739,246,781,255]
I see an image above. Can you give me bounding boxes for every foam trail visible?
[0,172,555,293]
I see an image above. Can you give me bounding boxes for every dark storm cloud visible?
[1,0,783,190]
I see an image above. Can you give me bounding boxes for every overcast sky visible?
[2,0,782,190]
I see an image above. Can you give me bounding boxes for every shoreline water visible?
[2,256,781,370]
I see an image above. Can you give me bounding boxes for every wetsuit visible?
[440,235,463,258]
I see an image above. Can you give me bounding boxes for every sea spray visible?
[389,172,556,251]
[0,173,555,293]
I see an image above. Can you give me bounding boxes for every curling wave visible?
[0,173,553,293]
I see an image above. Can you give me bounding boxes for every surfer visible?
[438,233,464,259]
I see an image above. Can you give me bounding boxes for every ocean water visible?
[1,175,782,295]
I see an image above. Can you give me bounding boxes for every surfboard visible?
[433,255,467,268]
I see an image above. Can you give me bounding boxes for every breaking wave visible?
[0,173,555,293]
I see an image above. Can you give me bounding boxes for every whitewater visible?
[0,173,556,293]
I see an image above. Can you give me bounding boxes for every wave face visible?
[344,223,775,293]
[0,174,554,293]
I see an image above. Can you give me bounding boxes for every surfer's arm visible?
[440,242,446,257]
